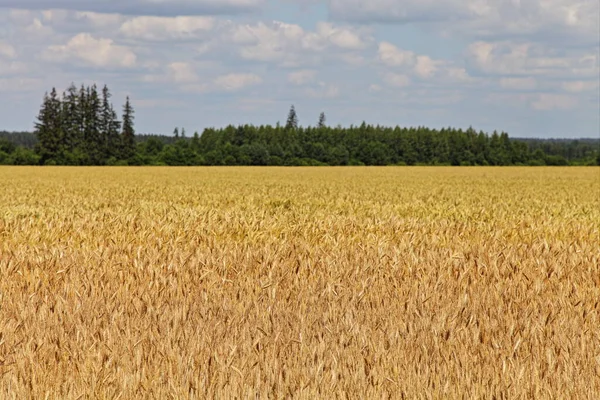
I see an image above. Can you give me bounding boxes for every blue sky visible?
[0,0,598,138]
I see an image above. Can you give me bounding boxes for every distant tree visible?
[61,83,82,153]
[100,85,121,161]
[34,88,63,164]
[191,131,201,152]
[318,112,326,128]
[181,127,186,138]
[121,96,135,159]
[173,127,179,139]
[83,84,103,164]
[285,105,298,130]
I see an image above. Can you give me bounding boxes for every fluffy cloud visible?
[315,22,369,50]
[466,41,598,78]
[42,33,137,68]
[562,80,599,93]
[500,77,537,90]
[377,42,451,80]
[167,62,199,83]
[378,42,415,67]
[214,73,262,91]
[382,72,411,87]
[305,82,339,98]
[0,41,16,58]
[531,94,578,110]
[329,0,599,42]
[0,0,264,16]
[120,16,216,41]
[288,69,317,85]
[229,20,372,66]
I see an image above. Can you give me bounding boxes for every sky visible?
[0,0,598,138]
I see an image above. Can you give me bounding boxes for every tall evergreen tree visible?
[34,88,63,164]
[285,105,298,130]
[99,85,121,161]
[121,96,135,160]
[318,112,326,128]
[83,84,103,164]
[61,83,83,155]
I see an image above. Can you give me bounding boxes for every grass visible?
[1,166,599,398]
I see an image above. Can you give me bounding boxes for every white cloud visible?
[167,62,199,83]
[329,0,599,42]
[315,22,368,50]
[0,60,29,76]
[229,20,373,67]
[466,41,598,78]
[531,93,578,110]
[414,55,440,78]
[378,42,415,67]
[42,33,137,68]
[0,77,42,92]
[288,69,317,85]
[0,41,16,58]
[383,72,411,87]
[39,9,123,28]
[74,11,123,27]
[120,16,216,41]
[562,80,599,92]
[378,41,453,80]
[305,81,340,98]
[500,77,537,90]
[0,0,265,16]
[214,73,262,91]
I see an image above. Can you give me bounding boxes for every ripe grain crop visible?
[0,166,599,399]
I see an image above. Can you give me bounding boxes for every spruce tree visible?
[34,92,52,163]
[318,112,326,128]
[34,88,63,164]
[285,105,298,130]
[100,85,121,161]
[121,96,135,160]
[191,131,200,152]
[84,84,102,164]
[62,83,82,154]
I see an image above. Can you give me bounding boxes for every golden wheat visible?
[0,166,599,398]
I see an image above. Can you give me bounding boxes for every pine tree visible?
[285,105,298,130]
[173,127,179,139]
[318,112,326,128]
[84,84,102,164]
[62,83,83,154]
[34,87,63,164]
[121,96,135,160]
[181,127,186,138]
[100,85,121,161]
[191,131,200,152]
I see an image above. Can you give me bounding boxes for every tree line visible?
[0,86,598,166]
[1,83,136,165]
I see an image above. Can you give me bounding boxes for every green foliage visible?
[32,83,130,166]
[121,96,136,160]
[3,97,598,166]
[285,105,298,131]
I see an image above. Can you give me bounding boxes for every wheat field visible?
[0,166,599,399]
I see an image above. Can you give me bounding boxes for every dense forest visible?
[1,84,599,166]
